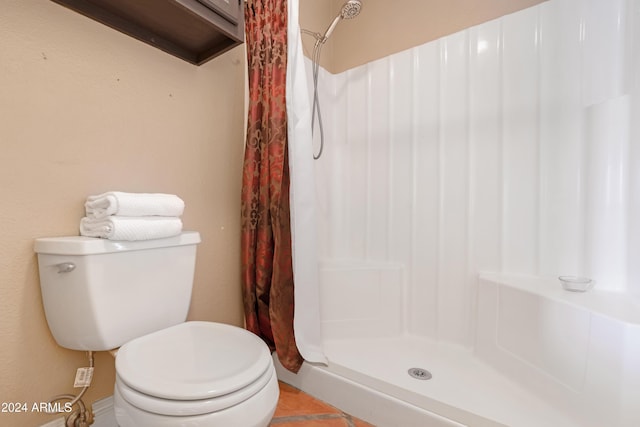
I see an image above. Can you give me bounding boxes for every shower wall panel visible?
[310,0,640,346]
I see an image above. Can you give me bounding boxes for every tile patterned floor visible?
[270,382,376,427]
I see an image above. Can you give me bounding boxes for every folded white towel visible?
[85,192,185,219]
[80,216,183,241]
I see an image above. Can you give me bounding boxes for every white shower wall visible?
[311,0,640,347]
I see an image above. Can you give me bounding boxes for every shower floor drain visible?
[408,367,432,380]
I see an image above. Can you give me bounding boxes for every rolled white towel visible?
[85,192,185,219]
[80,216,183,241]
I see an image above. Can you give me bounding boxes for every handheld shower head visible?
[321,0,362,41]
[340,0,362,19]
[306,0,362,159]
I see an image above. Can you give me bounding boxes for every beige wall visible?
[300,0,548,73]
[0,1,246,426]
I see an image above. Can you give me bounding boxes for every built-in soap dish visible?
[559,276,593,292]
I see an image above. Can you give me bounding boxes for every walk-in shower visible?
[281,0,640,426]
[302,0,362,159]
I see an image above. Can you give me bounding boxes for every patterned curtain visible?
[241,0,303,373]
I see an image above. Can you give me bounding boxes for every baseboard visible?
[40,395,116,427]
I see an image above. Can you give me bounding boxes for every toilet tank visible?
[34,232,201,351]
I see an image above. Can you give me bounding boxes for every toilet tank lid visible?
[34,231,201,255]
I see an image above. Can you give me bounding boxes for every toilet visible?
[34,232,279,427]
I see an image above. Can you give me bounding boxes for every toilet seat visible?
[115,365,275,416]
[115,321,274,415]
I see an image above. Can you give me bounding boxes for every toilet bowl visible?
[113,322,279,427]
[34,232,279,427]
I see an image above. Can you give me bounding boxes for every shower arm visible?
[301,28,330,46]
[301,29,323,43]
[301,12,342,45]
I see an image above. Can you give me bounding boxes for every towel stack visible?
[79,192,185,241]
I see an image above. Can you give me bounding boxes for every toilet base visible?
[114,370,279,427]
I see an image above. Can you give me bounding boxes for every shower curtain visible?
[241,0,303,372]
[286,0,328,366]
[241,0,326,373]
